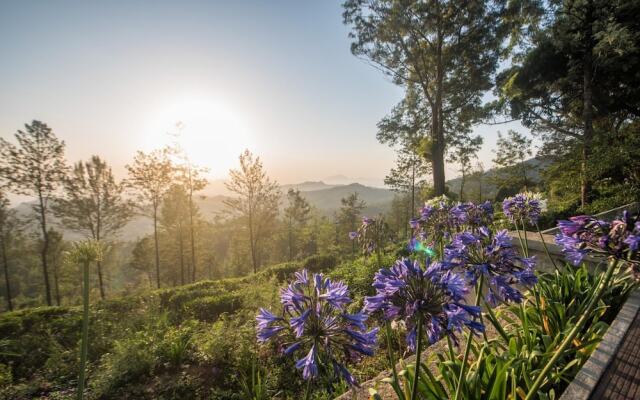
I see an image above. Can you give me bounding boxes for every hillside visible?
[445,158,552,200]
[10,182,396,241]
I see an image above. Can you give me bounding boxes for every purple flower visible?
[445,228,538,304]
[502,192,542,225]
[555,211,640,274]
[296,345,318,380]
[349,215,390,256]
[256,270,377,386]
[364,258,483,351]
[451,201,494,227]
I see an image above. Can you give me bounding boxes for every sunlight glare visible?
[141,96,252,176]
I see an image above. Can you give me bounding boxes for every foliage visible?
[0,120,68,306]
[224,150,281,273]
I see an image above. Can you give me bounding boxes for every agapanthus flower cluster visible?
[364,258,483,350]
[410,197,460,246]
[502,192,543,225]
[445,227,537,305]
[451,201,494,229]
[349,216,388,255]
[256,270,378,386]
[555,211,640,274]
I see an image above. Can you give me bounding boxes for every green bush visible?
[90,331,160,397]
[183,293,243,322]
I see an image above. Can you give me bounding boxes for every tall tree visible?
[160,184,189,285]
[0,192,17,311]
[344,1,512,195]
[448,134,483,201]
[384,146,431,219]
[497,0,640,207]
[491,130,533,197]
[283,189,312,261]
[54,156,132,298]
[40,229,66,306]
[167,130,209,283]
[224,150,280,274]
[0,120,67,305]
[126,148,173,288]
[338,192,366,255]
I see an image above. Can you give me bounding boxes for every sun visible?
[141,95,252,175]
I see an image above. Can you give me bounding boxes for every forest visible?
[0,1,640,399]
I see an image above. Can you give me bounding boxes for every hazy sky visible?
[0,0,530,193]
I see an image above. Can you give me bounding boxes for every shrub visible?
[183,293,243,322]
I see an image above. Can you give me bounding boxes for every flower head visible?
[445,228,537,305]
[502,192,543,225]
[364,258,483,351]
[256,270,377,386]
[349,215,390,255]
[555,211,640,274]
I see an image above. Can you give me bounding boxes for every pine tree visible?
[126,148,174,288]
[224,150,280,274]
[0,120,67,306]
[54,156,132,298]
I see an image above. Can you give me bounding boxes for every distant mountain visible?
[280,181,338,192]
[445,158,551,200]
[300,183,395,216]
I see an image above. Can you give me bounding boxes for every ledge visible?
[559,289,640,400]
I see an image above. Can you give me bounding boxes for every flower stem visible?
[524,259,618,400]
[385,322,404,400]
[410,314,423,400]
[535,223,560,272]
[77,261,90,400]
[303,378,312,400]
[520,219,530,257]
[454,276,484,400]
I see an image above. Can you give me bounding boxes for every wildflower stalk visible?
[384,322,404,400]
[524,258,619,400]
[482,300,509,343]
[77,258,90,400]
[410,314,423,400]
[303,378,312,400]
[454,276,484,400]
[535,222,560,272]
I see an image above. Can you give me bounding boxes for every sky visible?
[0,0,531,198]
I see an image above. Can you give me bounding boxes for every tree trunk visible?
[248,210,258,274]
[459,171,465,201]
[38,197,52,306]
[188,178,197,282]
[153,204,161,288]
[1,237,13,311]
[96,261,105,300]
[53,260,61,306]
[581,3,594,209]
[411,161,416,219]
[288,218,293,261]
[179,224,185,286]
[432,5,446,197]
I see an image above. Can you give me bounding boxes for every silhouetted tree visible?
[0,192,17,311]
[491,130,533,195]
[224,150,280,273]
[449,134,483,201]
[126,148,173,288]
[54,156,132,298]
[0,120,67,305]
[338,192,366,255]
[284,189,312,261]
